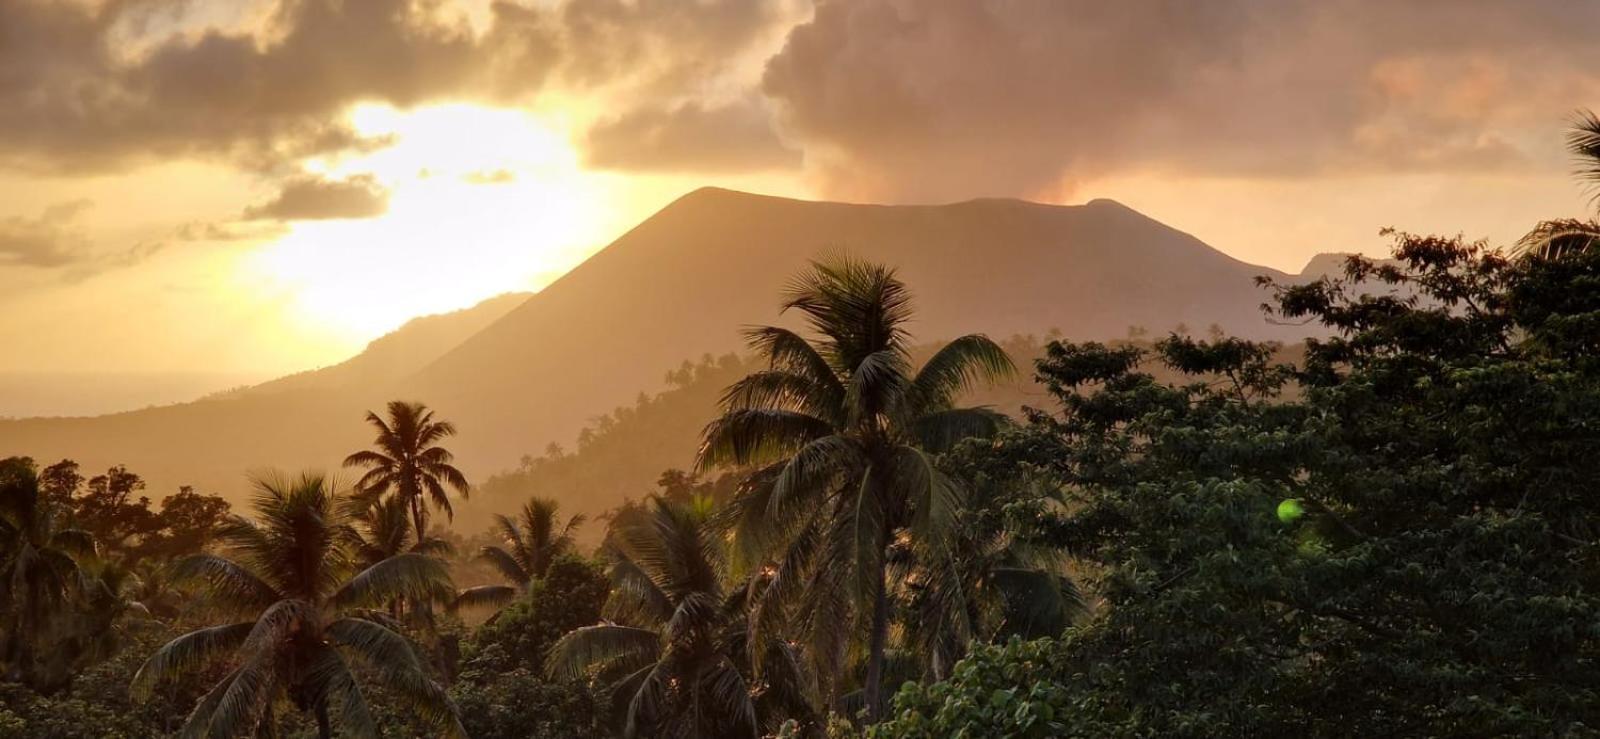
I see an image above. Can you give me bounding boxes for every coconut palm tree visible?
[696,257,1014,720]
[343,401,470,544]
[547,497,810,738]
[454,497,585,613]
[0,457,95,689]
[131,472,465,739]
[344,493,455,569]
[343,494,456,623]
[893,476,1089,680]
[1516,111,1600,258]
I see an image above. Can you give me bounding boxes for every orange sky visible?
[0,0,1595,376]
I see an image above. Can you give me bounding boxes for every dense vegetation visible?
[5,123,1600,737]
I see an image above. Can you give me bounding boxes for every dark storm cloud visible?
[762,0,1600,201]
[583,99,800,173]
[243,175,391,221]
[0,0,789,174]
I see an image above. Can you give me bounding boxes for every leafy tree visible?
[874,231,1600,736]
[32,461,230,564]
[141,488,232,562]
[131,472,465,738]
[455,497,585,613]
[547,497,810,738]
[864,637,1072,739]
[697,257,1013,719]
[343,400,470,543]
[0,622,230,739]
[71,465,157,560]
[0,457,95,692]
[451,554,610,738]
[37,460,83,508]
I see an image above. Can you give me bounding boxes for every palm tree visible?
[131,473,465,738]
[547,497,810,738]
[455,497,585,613]
[343,494,456,623]
[0,457,95,690]
[1516,110,1600,258]
[893,477,1089,680]
[344,493,455,569]
[696,257,1014,720]
[343,401,470,544]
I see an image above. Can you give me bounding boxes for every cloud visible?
[762,0,1600,202]
[0,201,94,267]
[174,220,290,242]
[0,200,175,280]
[243,175,391,221]
[583,99,800,173]
[0,0,794,175]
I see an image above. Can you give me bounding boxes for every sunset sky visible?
[2,0,1596,378]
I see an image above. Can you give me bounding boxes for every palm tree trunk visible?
[315,702,333,739]
[863,556,890,723]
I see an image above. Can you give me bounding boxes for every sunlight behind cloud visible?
[247,103,611,346]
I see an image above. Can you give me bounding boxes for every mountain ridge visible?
[0,187,1313,506]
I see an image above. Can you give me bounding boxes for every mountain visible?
[220,291,529,399]
[0,188,1308,508]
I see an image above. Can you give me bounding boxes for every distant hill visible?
[0,188,1315,508]
[221,292,529,399]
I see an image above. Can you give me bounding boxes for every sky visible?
[1,0,1597,379]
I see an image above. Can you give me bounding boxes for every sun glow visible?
[244,103,614,347]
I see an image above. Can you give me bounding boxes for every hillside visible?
[0,188,1314,505]
[221,291,529,398]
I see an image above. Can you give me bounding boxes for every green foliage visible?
[464,554,608,673]
[0,625,220,739]
[871,234,1600,736]
[451,667,606,739]
[448,554,610,737]
[865,638,1071,739]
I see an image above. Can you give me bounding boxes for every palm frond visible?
[912,407,1010,453]
[697,409,832,470]
[330,553,453,610]
[329,617,467,738]
[991,567,1090,638]
[896,446,962,550]
[452,584,517,612]
[908,334,1015,413]
[843,348,910,425]
[300,644,378,739]
[130,622,253,699]
[546,624,662,680]
[1568,108,1600,200]
[170,554,280,613]
[477,545,531,587]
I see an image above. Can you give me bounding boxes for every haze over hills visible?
[0,187,1320,509]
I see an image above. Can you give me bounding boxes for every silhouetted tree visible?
[344,401,470,544]
[132,473,465,738]
[0,457,95,691]
[548,497,809,738]
[455,497,584,614]
[697,257,1013,720]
